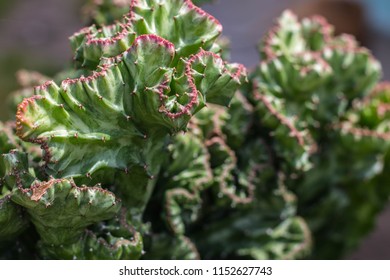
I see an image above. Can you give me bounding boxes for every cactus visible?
[248,11,390,259]
[1,2,390,260]
[151,98,313,259]
[1,0,245,259]
[82,0,215,26]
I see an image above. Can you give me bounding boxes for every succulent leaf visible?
[144,234,199,260]
[17,35,243,180]
[257,10,381,125]
[255,11,389,259]
[12,179,121,245]
[39,209,143,260]
[162,132,211,234]
[72,0,222,69]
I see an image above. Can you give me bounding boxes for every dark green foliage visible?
[249,11,389,259]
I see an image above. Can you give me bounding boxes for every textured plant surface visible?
[1,0,245,260]
[247,11,390,259]
[1,2,389,260]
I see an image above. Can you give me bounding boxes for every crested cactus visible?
[1,2,390,260]
[1,0,245,259]
[247,11,390,259]
[82,0,214,26]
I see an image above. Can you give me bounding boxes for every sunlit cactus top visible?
[72,0,223,69]
[16,0,246,180]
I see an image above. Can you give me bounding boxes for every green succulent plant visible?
[248,11,390,259]
[1,3,389,261]
[1,0,245,260]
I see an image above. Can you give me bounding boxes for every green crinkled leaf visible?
[7,70,51,118]
[83,0,132,26]
[17,36,174,180]
[17,35,243,180]
[144,234,199,260]
[258,53,332,98]
[12,179,121,245]
[206,136,255,205]
[83,0,217,33]
[256,10,381,125]
[191,169,311,260]
[333,83,390,181]
[72,0,222,69]
[349,83,390,132]
[322,45,381,100]
[252,90,314,172]
[162,132,211,234]
[260,11,306,59]
[192,93,254,150]
[236,217,311,260]
[176,51,246,107]
[39,209,143,260]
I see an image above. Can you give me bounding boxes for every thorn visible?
[102,136,106,143]
[86,173,92,179]
[74,133,78,138]
[126,115,131,121]
[124,168,129,174]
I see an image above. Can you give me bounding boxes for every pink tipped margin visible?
[74,0,222,47]
[16,95,43,140]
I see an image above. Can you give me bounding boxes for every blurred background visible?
[0,0,389,259]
